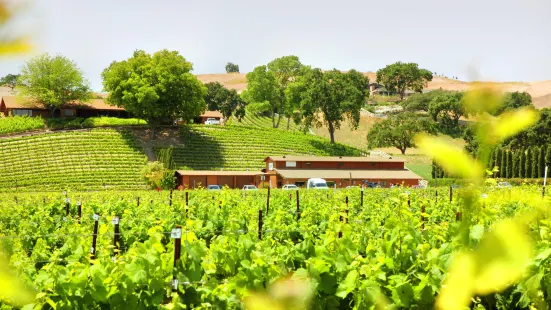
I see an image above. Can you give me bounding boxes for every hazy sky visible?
[1,0,550,91]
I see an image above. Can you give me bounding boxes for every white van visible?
[307,178,328,189]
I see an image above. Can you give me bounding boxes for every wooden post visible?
[218,200,222,210]
[449,186,453,203]
[338,212,343,239]
[360,186,364,208]
[266,187,270,216]
[169,190,173,207]
[296,190,300,221]
[77,201,82,224]
[137,196,140,207]
[421,205,425,230]
[258,210,263,240]
[407,195,411,208]
[65,198,70,217]
[91,214,100,259]
[172,226,182,292]
[435,189,438,203]
[185,192,189,207]
[113,216,120,257]
[456,211,462,222]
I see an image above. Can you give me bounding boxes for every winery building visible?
[174,155,423,189]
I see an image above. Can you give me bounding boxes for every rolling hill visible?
[196,73,551,109]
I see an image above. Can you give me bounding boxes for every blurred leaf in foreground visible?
[437,218,534,310]
[244,274,313,310]
[0,257,35,306]
[0,1,32,55]
[416,134,483,180]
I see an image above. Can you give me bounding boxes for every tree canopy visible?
[18,53,92,117]
[376,62,433,100]
[102,49,206,130]
[428,91,465,125]
[493,91,532,115]
[402,88,450,112]
[367,112,436,154]
[0,73,19,90]
[244,55,303,128]
[204,82,246,120]
[225,62,239,73]
[288,68,369,143]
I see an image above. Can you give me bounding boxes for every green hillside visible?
[227,114,302,131]
[0,129,148,191]
[159,125,367,171]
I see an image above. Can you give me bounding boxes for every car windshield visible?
[313,183,328,188]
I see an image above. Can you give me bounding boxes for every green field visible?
[0,187,548,309]
[158,125,366,171]
[0,129,148,191]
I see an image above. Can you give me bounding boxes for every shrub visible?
[0,116,45,134]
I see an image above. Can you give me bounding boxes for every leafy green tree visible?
[507,150,513,178]
[546,146,551,172]
[18,53,92,117]
[539,146,546,178]
[532,147,540,178]
[519,150,526,178]
[428,91,465,126]
[0,73,19,90]
[291,68,369,143]
[225,62,240,73]
[501,149,507,178]
[494,148,502,178]
[525,148,532,179]
[204,82,246,120]
[493,92,532,115]
[367,112,436,154]
[402,89,450,112]
[102,50,206,137]
[376,62,433,100]
[503,109,551,149]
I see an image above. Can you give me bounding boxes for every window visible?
[286,161,296,167]
[12,109,32,116]
[63,109,75,116]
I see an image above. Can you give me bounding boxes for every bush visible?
[46,117,147,129]
[0,116,45,134]
[142,161,175,190]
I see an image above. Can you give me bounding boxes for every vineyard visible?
[0,129,148,191]
[159,125,366,171]
[0,187,549,309]
[226,114,302,131]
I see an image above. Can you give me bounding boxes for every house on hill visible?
[369,83,417,98]
[0,96,129,118]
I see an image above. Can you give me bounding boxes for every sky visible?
[1,0,551,91]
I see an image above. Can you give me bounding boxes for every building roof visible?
[274,169,422,180]
[175,170,263,176]
[265,155,406,163]
[200,110,223,118]
[1,96,124,111]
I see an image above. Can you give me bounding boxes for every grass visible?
[158,125,366,171]
[0,129,148,191]
[312,114,381,150]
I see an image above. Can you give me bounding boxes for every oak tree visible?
[376,62,433,100]
[102,49,206,137]
[367,112,436,154]
[18,53,92,117]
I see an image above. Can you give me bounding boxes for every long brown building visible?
[175,155,423,189]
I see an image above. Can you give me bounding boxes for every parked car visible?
[282,184,299,190]
[242,185,258,191]
[307,178,328,190]
[204,118,220,125]
[497,181,512,189]
[207,185,221,191]
[366,182,380,188]
[345,186,360,189]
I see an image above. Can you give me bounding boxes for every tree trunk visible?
[275,113,282,128]
[271,112,276,128]
[328,122,335,144]
[400,147,406,155]
[286,117,290,130]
